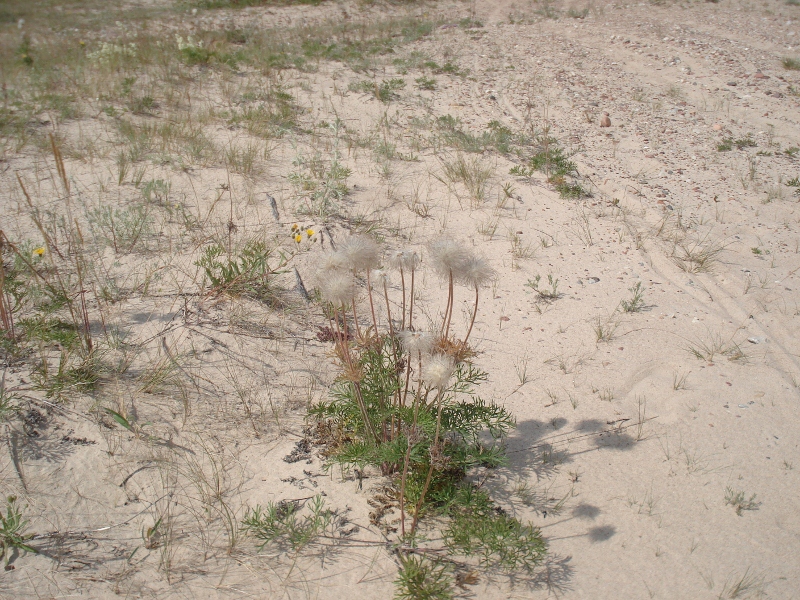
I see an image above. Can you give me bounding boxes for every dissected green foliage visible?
[349,78,406,102]
[444,487,546,571]
[195,239,289,297]
[394,554,454,600]
[620,281,646,313]
[241,495,333,551]
[435,116,527,154]
[510,137,589,198]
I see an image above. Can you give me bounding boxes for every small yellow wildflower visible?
[33,247,45,256]
[291,223,299,232]
[294,234,302,243]
[306,228,315,237]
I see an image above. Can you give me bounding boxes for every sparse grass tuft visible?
[686,333,746,362]
[440,154,493,205]
[672,237,727,273]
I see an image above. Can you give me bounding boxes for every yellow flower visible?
[291,223,299,231]
[294,234,302,243]
[306,228,315,237]
[33,247,45,256]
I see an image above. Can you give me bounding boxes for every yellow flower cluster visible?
[290,223,316,245]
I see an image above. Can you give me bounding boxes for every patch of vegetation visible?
[717,136,756,152]
[724,487,760,516]
[510,137,589,198]
[782,56,800,71]
[395,554,454,600]
[242,495,334,551]
[415,75,437,90]
[0,496,36,566]
[349,78,406,103]
[188,0,324,8]
[620,282,647,313]
[444,486,546,571]
[525,274,560,302]
[435,116,527,154]
[195,238,291,299]
[236,236,543,593]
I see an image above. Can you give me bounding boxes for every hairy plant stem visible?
[383,281,394,337]
[410,390,444,535]
[0,233,14,337]
[441,271,454,339]
[408,268,415,330]
[351,297,362,341]
[333,305,378,444]
[399,436,413,537]
[399,267,406,331]
[460,286,480,353]
[366,269,379,335]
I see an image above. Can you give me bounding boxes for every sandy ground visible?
[2,0,800,598]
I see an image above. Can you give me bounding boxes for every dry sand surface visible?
[1,0,800,597]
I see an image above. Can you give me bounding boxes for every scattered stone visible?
[600,112,611,127]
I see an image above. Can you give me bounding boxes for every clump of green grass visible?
[672,237,727,273]
[439,154,493,204]
[686,333,746,363]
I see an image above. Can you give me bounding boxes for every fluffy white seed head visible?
[422,353,455,389]
[370,268,389,289]
[339,235,380,271]
[398,330,434,355]
[386,249,420,272]
[318,251,349,273]
[428,239,469,280]
[320,272,355,306]
[458,255,495,289]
